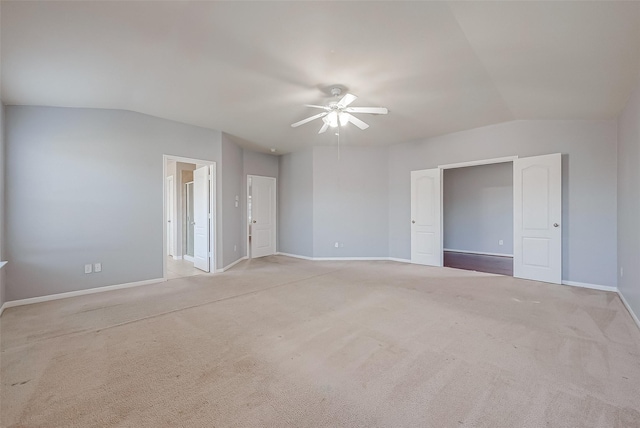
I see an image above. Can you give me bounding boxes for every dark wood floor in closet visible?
[444,251,513,276]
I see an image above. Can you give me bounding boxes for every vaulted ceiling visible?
[2,1,639,153]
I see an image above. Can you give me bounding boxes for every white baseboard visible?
[216,256,248,273]
[617,290,640,331]
[172,255,183,261]
[0,278,166,314]
[388,257,412,263]
[0,302,7,317]
[276,252,314,261]
[313,257,391,261]
[444,248,514,258]
[277,253,411,264]
[183,255,195,263]
[561,280,617,293]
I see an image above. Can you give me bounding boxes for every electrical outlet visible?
[84,264,92,274]
[234,245,237,252]
[94,263,102,273]
[334,242,339,248]
[620,267,624,277]
[499,240,504,245]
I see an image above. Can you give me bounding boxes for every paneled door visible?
[249,175,276,258]
[513,154,562,284]
[193,166,210,272]
[166,176,174,257]
[411,168,442,266]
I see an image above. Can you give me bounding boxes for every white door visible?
[250,175,276,258]
[166,176,174,257]
[513,154,562,284]
[411,168,442,266]
[193,166,210,272]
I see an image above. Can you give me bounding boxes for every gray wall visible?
[617,73,640,320]
[312,146,389,258]
[0,102,5,308]
[220,134,243,269]
[388,120,618,287]
[5,106,223,301]
[278,149,313,257]
[242,149,278,257]
[443,162,513,255]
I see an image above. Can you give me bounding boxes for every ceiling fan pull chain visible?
[337,126,341,160]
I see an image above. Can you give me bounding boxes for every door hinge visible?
[208,213,212,219]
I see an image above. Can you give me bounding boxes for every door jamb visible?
[163,155,217,279]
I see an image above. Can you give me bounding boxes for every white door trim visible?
[163,155,216,280]
[436,156,518,270]
[439,156,518,170]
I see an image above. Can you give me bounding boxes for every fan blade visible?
[305,104,330,110]
[291,112,327,128]
[318,122,329,134]
[344,107,388,115]
[343,113,369,130]
[337,93,357,108]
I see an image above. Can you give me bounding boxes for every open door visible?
[411,168,442,266]
[249,175,276,258]
[513,154,562,284]
[193,166,210,272]
[166,176,174,257]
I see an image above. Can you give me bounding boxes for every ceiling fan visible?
[291,87,388,134]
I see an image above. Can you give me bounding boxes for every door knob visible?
[412,220,415,224]
[553,223,559,227]
[253,220,257,224]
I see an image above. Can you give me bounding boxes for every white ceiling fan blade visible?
[337,93,357,108]
[344,113,369,130]
[344,107,388,115]
[305,104,330,110]
[318,122,329,134]
[291,112,327,128]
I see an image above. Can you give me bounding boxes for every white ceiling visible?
[2,1,639,153]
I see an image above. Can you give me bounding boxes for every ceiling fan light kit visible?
[291,87,388,134]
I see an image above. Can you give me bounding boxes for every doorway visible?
[443,162,514,276]
[247,175,277,259]
[164,156,216,279]
[410,154,562,284]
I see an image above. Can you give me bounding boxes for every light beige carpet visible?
[1,256,639,427]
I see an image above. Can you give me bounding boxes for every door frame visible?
[437,156,518,268]
[246,174,277,259]
[163,155,217,279]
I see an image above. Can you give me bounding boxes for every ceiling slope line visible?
[445,2,517,121]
